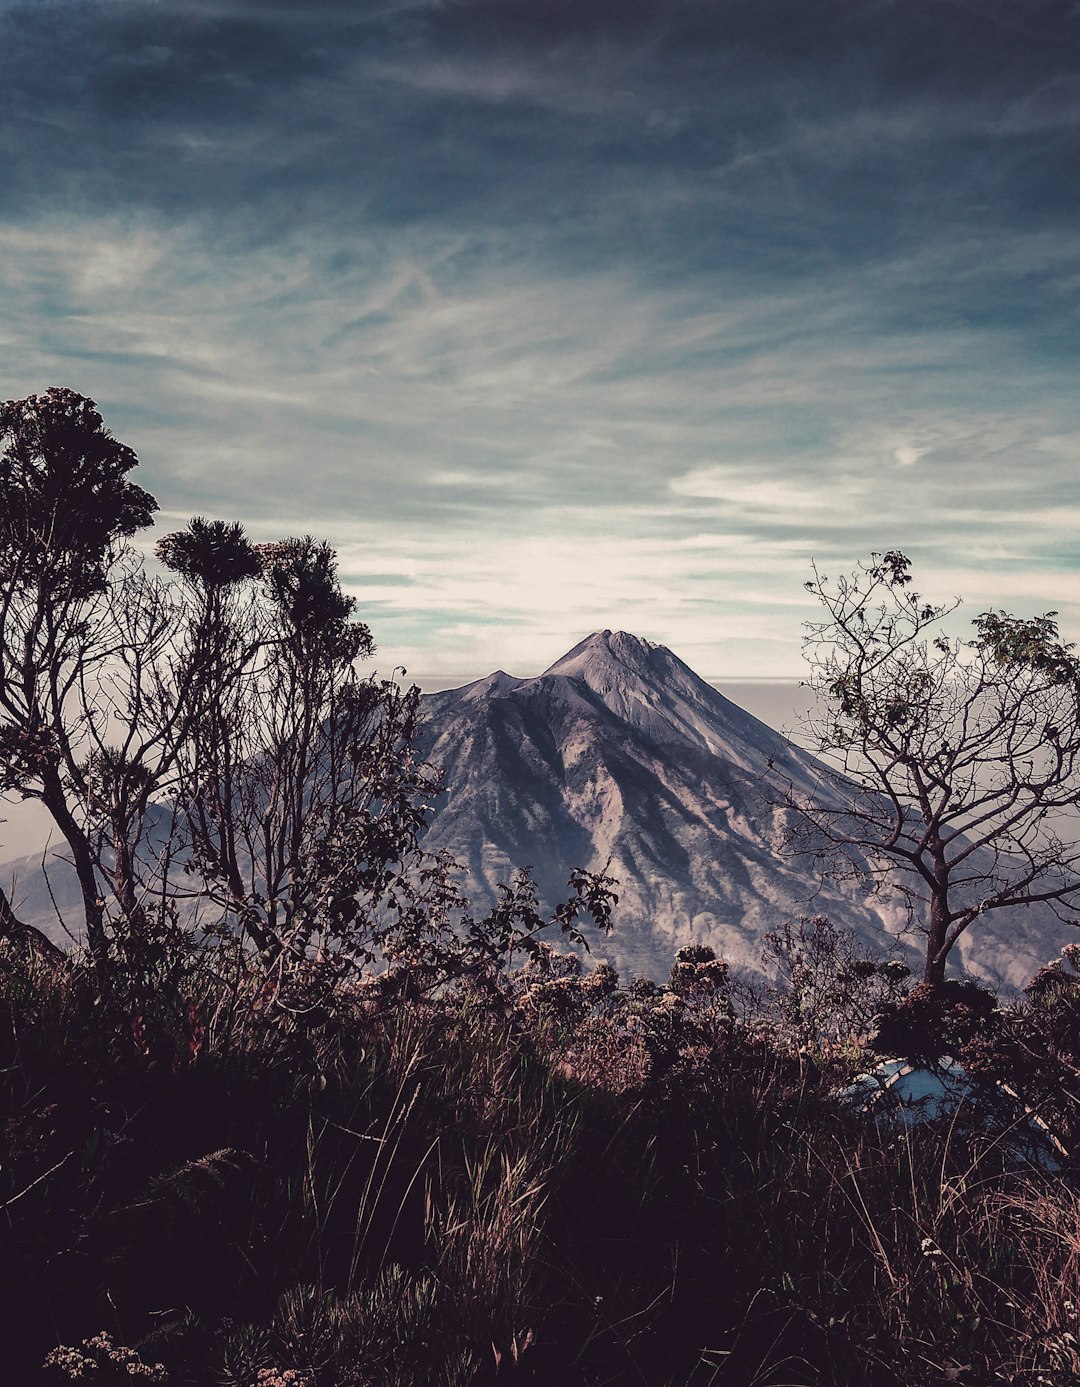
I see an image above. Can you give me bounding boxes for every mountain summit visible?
[418,631,1069,988]
[418,631,885,981]
[537,630,785,770]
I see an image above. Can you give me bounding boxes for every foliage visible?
[759,914,911,1058]
[4,925,1080,1386]
[155,517,262,588]
[7,396,1080,1383]
[955,943,1080,1154]
[870,979,1000,1066]
[780,550,1080,987]
[0,387,156,593]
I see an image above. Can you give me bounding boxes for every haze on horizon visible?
[2,0,1079,689]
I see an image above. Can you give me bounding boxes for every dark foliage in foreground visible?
[4,391,1080,1383]
[4,927,1080,1387]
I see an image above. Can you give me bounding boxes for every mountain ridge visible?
[417,629,1075,990]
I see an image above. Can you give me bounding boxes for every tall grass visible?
[3,936,1079,1385]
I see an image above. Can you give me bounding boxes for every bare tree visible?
[778,551,1080,988]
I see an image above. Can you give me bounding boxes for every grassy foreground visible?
[3,930,1080,1387]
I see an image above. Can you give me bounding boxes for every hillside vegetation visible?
[4,390,1080,1384]
[5,921,1080,1386]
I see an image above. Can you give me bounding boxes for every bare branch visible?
[777,553,1080,987]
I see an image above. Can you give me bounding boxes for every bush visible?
[6,926,1080,1386]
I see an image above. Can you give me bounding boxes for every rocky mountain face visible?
[417,630,1073,990]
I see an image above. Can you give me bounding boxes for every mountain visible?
[3,630,1072,991]
[417,630,1074,990]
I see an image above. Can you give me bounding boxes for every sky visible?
[2,0,1080,691]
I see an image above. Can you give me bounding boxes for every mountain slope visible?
[3,631,1071,990]
[418,630,1074,989]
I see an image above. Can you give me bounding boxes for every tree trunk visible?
[39,765,108,991]
[923,891,950,989]
[920,834,953,989]
[111,819,144,928]
[0,880,63,960]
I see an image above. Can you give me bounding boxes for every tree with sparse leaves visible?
[0,389,616,1003]
[779,551,1080,988]
[156,519,437,977]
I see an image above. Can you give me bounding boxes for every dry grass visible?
[4,936,1080,1385]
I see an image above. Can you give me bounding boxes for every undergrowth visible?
[3,929,1080,1386]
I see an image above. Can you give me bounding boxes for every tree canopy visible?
[0,388,614,1003]
[0,387,156,593]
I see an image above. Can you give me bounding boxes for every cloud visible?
[669,469,861,514]
[0,0,1079,683]
[4,203,1080,680]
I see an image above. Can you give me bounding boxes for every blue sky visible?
[3,0,1080,687]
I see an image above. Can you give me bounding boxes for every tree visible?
[0,388,157,977]
[0,387,617,1006]
[779,551,1080,988]
[157,520,438,978]
[0,390,429,992]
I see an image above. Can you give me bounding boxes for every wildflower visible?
[43,1345,95,1378]
[43,1333,167,1381]
[255,1370,315,1387]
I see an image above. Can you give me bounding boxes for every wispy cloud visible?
[1,0,1078,681]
